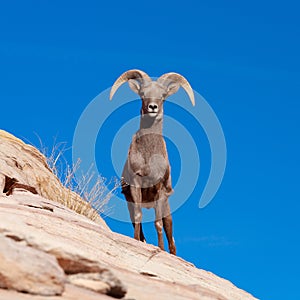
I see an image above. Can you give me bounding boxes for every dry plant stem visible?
[37,138,119,221]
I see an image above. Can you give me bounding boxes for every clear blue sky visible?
[1,1,300,299]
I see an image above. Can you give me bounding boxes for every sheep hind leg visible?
[163,214,176,255]
[162,200,176,255]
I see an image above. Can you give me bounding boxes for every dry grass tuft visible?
[38,138,118,221]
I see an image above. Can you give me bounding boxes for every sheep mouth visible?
[147,112,158,118]
[147,111,157,118]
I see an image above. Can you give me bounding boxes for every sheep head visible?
[110,69,195,119]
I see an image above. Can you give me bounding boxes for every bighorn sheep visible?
[110,69,195,255]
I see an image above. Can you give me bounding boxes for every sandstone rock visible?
[68,271,127,298]
[0,284,116,300]
[0,130,258,300]
[68,274,110,294]
[0,235,65,296]
[0,191,257,300]
[0,129,109,229]
[97,270,128,298]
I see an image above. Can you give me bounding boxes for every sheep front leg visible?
[154,201,165,251]
[130,186,142,241]
[127,201,146,242]
[155,219,165,251]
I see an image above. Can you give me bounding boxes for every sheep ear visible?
[166,82,180,97]
[128,79,141,94]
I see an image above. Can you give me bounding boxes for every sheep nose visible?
[148,103,158,111]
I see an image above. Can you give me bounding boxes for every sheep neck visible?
[139,113,163,134]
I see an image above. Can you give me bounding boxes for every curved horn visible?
[109,69,151,100]
[157,72,195,106]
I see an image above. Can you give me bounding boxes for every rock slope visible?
[0,130,257,300]
[0,129,108,228]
